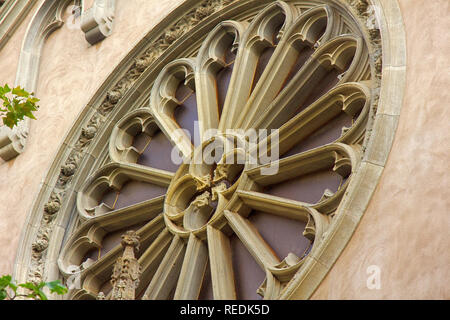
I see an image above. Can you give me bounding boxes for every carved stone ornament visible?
[14,0,407,301]
[81,0,117,45]
[110,231,141,300]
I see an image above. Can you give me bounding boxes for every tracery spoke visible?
[136,229,173,297]
[173,234,208,300]
[207,226,236,300]
[246,82,369,164]
[245,35,361,130]
[218,2,295,131]
[236,5,337,130]
[218,44,271,130]
[237,190,310,222]
[224,210,280,270]
[195,21,246,140]
[142,235,186,300]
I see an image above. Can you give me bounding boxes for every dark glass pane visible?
[133,131,150,152]
[100,180,166,213]
[230,233,265,300]
[174,83,198,145]
[281,46,315,92]
[249,211,309,261]
[137,130,180,172]
[296,67,340,116]
[251,47,276,93]
[216,64,233,119]
[264,169,342,204]
[114,180,166,210]
[283,112,353,157]
[101,187,118,209]
[100,222,148,258]
[81,221,147,263]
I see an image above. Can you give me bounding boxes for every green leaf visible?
[0,289,7,300]
[3,112,18,128]
[38,282,47,290]
[12,86,29,98]
[19,282,38,291]
[0,84,39,129]
[26,293,37,299]
[2,84,11,94]
[29,97,40,104]
[36,290,48,300]
[45,280,68,295]
[1,95,9,106]
[0,275,12,288]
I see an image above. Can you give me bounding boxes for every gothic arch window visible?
[16,0,405,301]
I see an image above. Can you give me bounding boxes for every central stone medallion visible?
[164,134,247,237]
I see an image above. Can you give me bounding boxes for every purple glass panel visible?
[265,169,342,204]
[251,47,276,93]
[295,68,340,116]
[137,130,180,172]
[113,180,166,210]
[174,83,199,146]
[249,211,310,261]
[283,112,353,157]
[230,233,265,300]
[216,64,233,119]
[281,46,315,92]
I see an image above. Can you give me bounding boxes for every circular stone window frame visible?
[13,0,406,300]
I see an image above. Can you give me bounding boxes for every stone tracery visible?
[56,0,378,300]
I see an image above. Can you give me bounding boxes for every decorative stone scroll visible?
[81,0,117,45]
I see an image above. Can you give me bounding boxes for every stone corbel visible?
[0,120,28,161]
[81,0,116,45]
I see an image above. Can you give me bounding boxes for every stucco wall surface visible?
[312,0,450,299]
[0,0,184,276]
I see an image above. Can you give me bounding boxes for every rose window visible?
[58,1,376,300]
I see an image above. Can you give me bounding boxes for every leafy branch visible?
[0,84,39,129]
[0,275,68,300]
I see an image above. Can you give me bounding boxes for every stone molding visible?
[12,0,406,300]
[0,0,36,50]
